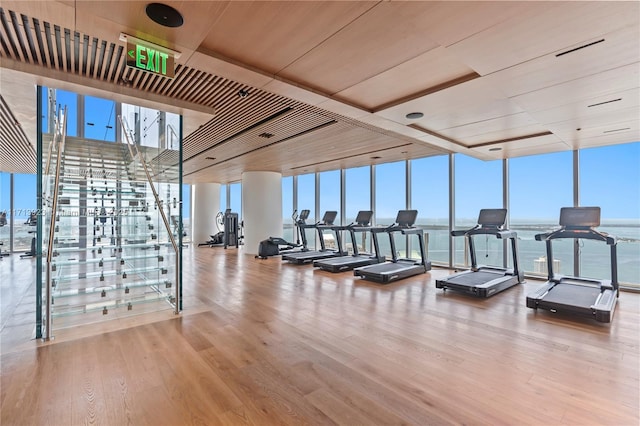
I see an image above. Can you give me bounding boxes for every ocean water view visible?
[283,217,640,286]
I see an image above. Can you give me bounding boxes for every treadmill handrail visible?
[535,228,616,245]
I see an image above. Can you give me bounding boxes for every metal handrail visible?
[118,115,180,314]
[44,106,67,340]
[167,124,178,150]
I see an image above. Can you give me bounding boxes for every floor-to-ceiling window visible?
[229,182,242,219]
[84,96,116,141]
[345,166,371,254]
[282,176,294,242]
[319,170,340,250]
[454,154,502,267]
[13,173,37,252]
[54,90,78,137]
[411,155,449,264]
[0,173,10,253]
[297,173,316,248]
[375,161,407,257]
[580,142,639,287]
[509,151,573,275]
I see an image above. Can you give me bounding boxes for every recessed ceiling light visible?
[146,3,184,28]
[489,147,502,152]
[238,89,249,98]
[405,112,424,119]
[371,156,382,160]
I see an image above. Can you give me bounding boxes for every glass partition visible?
[37,87,182,338]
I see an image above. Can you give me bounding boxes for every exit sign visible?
[124,37,176,78]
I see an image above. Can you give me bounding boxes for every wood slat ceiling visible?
[0,94,36,173]
[0,1,638,183]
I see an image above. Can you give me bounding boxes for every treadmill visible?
[526,207,619,323]
[281,211,346,264]
[436,209,524,297]
[353,210,431,283]
[313,210,384,272]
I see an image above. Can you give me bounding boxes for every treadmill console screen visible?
[299,209,310,221]
[396,210,418,227]
[559,207,600,228]
[321,211,338,225]
[478,209,507,227]
[355,210,373,225]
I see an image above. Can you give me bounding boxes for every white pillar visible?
[192,183,220,244]
[242,171,282,255]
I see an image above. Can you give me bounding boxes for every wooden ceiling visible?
[0,1,638,182]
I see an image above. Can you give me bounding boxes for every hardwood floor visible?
[1,246,639,425]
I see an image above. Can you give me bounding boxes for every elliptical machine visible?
[256,209,308,259]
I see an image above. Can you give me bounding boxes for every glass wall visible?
[54,90,78,137]
[229,182,242,219]
[411,155,449,264]
[509,151,574,275]
[0,172,9,253]
[454,154,502,267]
[13,173,37,252]
[580,143,639,286]
[375,161,407,258]
[345,166,371,254]
[35,86,183,338]
[84,96,116,141]
[297,173,316,248]
[219,184,227,214]
[282,176,294,242]
[319,170,341,250]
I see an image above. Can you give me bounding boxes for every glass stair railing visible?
[40,107,181,337]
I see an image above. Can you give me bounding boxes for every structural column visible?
[242,171,282,256]
[192,183,220,245]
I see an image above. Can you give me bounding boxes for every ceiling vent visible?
[587,98,622,108]
[258,132,274,139]
[556,39,605,57]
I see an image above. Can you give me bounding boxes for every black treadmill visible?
[436,209,524,297]
[281,211,346,264]
[353,210,431,283]
[313,210,384,272]
[526,207,619,323]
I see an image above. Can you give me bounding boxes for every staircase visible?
[40,109,181,337]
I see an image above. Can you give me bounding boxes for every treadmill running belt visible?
[445,270,503,286]
[543,283,601,309]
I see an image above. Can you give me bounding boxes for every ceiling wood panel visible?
[335,46,477,111]
[277,2,441,95]
[200,1,376,76]
[446,1,639,75]
[483,25,640,99]
[511,63,640,113]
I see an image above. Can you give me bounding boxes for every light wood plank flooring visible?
[1,246,639,425]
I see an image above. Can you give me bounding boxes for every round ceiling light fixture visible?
[146,3,184,28]
[405,112,424,119]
